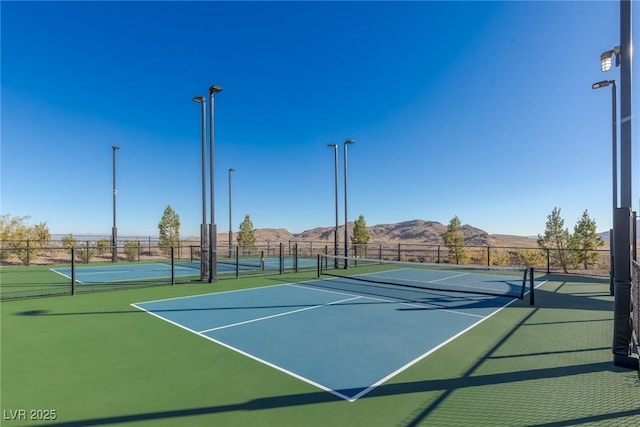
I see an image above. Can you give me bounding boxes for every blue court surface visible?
[132,274,543,401]
[51,257,317,284]
[52,263,201,284]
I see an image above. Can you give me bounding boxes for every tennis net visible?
[318,254,531,300]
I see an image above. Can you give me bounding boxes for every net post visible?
[546,249,550,274]
[529,267,535,306]
[171,246,175,286]
[71,247,76,296]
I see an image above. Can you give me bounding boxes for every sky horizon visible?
[2,1,638,238]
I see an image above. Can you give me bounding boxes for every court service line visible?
[292,282,485,318]
[428,272,469,283]
[400,301,485,318]
[197,295,362,333]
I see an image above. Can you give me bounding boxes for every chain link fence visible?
[289,241,611,277]
[1,239,611,301]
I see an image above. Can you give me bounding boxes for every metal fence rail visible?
[1,239,612,301]
[0,242,319,301]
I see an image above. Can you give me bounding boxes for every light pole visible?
[193,95,208,281]
[111,145,120,263]
[343,139,355,268]
[592,79,617,296]
[602,1,636,370]
[228,167,234,258]
[328,144,339,268]
[208,84,223,283]
[592,80,618,212]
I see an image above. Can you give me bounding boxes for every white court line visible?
[131,298,359,402]
[132,276,531,402]
[291,282,485,318]
[428,272,470,283]
[197,295,362,333]
[348,290,524,401]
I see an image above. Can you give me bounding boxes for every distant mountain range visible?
[217,219,541,248]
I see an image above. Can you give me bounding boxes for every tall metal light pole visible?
[328,144,339,268]
[111,145,120,263]
[343,139,355,268]
[591,80,618,211]
[592,79,617,296]
[603,0,636,370]
[228,167,234,258]
[193,95,208,281]
[208,84,223,283]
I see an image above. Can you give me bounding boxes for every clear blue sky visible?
[1,1,638,238]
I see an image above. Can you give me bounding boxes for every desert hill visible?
[218,219,539,248]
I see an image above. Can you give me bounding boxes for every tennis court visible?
[50,256,318,284]
[133,259,545,401]
[3,268,640,426]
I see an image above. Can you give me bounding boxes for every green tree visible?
[569,209,604,269]
[537,207,570,273]
[158,205,181,254]
[442,215,467,264]
[350,214,370,257]
[236,214,257,250]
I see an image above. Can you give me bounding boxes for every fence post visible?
[487,246,490,266]
[71,247,76,295]
[397,243,401,261]
[546,249,550,274]
[294,243,299,273]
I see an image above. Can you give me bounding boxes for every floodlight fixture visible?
[592,80,614,90]
[209,85,223,94]
[600,46,621,72]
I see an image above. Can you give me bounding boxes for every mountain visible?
[220,219,539,248]
[598,221,640,245]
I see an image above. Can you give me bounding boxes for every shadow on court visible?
[36,360,637,427]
